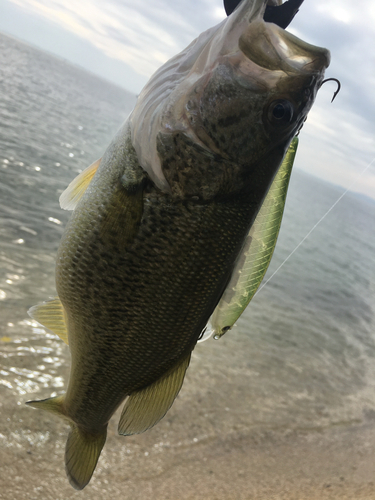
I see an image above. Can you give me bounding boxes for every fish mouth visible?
[238,18,330,76]
[189,0,330,156]
[228,0,330,140]
[226,0,330,76]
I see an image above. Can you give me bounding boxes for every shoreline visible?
[1,406,375,500]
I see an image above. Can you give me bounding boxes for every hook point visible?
[321,78,341,103]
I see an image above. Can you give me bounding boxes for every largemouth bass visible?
[27,0,330,489]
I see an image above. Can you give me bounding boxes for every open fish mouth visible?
[237,3,330,75]
[201,0,330,90]
[130,0,330,192]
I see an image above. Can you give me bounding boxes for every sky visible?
[1,0,375,200]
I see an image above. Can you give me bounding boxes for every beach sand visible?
[1,324,375,500]
[1,399,375,500]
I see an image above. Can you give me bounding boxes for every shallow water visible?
[1,32,375,497]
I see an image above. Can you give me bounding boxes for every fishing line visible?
[255,154,375,296]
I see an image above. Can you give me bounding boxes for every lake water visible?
[1,32,375,499]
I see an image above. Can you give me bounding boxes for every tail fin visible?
[65,424,107,490]
[26,395,106,490]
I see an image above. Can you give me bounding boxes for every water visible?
[1,32,375,499]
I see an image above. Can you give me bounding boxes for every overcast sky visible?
[1,0,375,200]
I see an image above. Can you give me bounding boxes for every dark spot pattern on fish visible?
[217,111,246,128]
[57,173,260,426]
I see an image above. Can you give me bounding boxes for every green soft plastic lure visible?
[202,136,299,341]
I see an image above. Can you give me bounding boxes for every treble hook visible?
[320,78,341,103]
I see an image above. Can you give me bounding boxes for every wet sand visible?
[1,397,375,500]
[1,318,375,500]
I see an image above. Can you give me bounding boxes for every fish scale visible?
[58,164,257,425]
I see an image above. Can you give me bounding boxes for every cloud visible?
[286,0,375,198]
[5,0,375,199]
[9,0,225,78]
[296,97,375,199]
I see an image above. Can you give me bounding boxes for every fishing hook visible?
[320,78,341,103]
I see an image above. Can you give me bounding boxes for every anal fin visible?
[28,297,69,344]
[118,353,191,436]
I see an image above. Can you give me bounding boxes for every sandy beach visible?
[2,308,375,500]
[1,388,375,500]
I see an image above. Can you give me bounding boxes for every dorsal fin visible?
[28,297,69,344]
[118,353,191,436]
[59,158,101,210]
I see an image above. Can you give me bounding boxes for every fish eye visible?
[267,100,294,126]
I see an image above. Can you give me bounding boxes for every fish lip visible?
[238,20,330,76]
[220,0,330,75]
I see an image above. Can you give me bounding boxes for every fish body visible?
[57,131,259,423]
[27,0,330,489]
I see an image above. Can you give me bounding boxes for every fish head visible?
[191,17,330,169]
[130,0,330,199]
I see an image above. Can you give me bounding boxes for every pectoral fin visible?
[59,158,101,210]
[209,137,299,338]
[118,353,191,436]
[28,297,69,344]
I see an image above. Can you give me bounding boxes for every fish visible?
[26,0,330,490]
